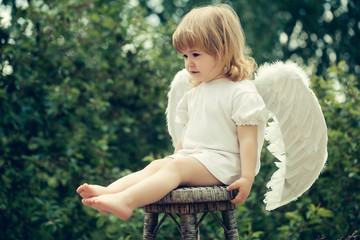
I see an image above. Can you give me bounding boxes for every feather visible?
[166,69,192,147]
[254,61,328,211]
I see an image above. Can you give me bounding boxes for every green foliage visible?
[139,0,360,76]
[0,0,180,239]
[307,61,360,237]
[0,0,359,239]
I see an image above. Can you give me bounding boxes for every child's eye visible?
[192,53,200,57]
[182,54,188,59]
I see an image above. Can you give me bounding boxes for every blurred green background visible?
[0,0,359,239]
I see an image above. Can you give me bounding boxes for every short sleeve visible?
[175,93,189,125]
[231,89,268,126]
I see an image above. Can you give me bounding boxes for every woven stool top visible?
[152,186,237,204]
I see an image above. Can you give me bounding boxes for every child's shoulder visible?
[206,78,258,95]
[232,79,258,93]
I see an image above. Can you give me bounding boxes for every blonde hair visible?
[173,4,256,84]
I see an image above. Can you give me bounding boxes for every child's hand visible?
[227,177,254,204]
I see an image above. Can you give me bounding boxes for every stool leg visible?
[180,213,198,240]
[143,213,158,240]
[221,209,239,240]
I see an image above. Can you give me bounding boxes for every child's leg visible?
[82,157,221,219]
[77,158,170,198]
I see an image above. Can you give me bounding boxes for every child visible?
[77,3,268,220]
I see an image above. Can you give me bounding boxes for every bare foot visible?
[82,193,133,220]
[76,183,108,199]
[81,198,109,214]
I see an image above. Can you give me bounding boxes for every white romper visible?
[170,78,268,185]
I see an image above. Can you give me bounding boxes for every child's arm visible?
[227,125,258,204]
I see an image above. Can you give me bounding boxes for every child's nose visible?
[186,58,195,68]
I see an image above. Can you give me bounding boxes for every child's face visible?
[181,48,225,83]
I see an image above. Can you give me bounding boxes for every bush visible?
[0,0,358,239]
[0,1,180,239]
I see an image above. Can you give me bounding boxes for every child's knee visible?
[164,158,196,177]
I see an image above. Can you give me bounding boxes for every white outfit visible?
[169,78,268,185]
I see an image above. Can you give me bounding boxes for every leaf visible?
[252,231,265,238]
[318,208,334,218]
[96,216,106,228]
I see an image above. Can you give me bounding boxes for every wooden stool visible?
[143,186,239,240]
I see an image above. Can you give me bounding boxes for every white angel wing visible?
[253,61,328,211]
[166,69,192,147]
